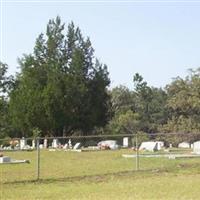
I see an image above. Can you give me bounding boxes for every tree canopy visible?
[8,16,110,137]
[1,16,200,140]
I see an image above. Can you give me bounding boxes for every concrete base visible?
[122,154,200,159]
[0,156,29,164]
[0,156,11,163]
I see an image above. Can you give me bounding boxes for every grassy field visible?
[1,149,200,199]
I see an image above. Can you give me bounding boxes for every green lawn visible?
[1,149,200,199]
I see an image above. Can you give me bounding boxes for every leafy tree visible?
[133,73,153,132]
[106,110,141,135]
[9,16,110,137]
[148,87,168,131]
[106,74,168,135]
[0,62,14,138]
[133,73,167,133]
[110,85,135,115]
[0,62,14,94]
[161,68,200,136]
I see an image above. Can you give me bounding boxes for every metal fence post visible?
[36,137,40,180]
[135,133,139,171]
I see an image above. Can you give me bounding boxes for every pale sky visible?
[1,1,200,88]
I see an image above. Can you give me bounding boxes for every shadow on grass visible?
[1,168,169,185]
[2,162,200,185]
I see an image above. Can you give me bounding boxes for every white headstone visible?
[52,139,59,148]
[68,139,72,149]
[20,138,27,149]
[25,145,32,150]
[193,141,200,154]
[39,144,44,149]
[123,137,129,147]
[169,144,173,148]
[73,143,81,150]
[139,141,158,152]
[155,141,164,150]
[43,139,48,148]
[32,140,36,149]
[98,140,119,150]
[63,143,68,149]
[178,142,190,148]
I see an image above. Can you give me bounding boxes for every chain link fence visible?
[1,132,200,183]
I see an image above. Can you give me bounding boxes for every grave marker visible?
[123,137,129,148]
[20,138,27,150]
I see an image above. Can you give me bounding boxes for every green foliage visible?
[136,131,150,146]
[32,127,42,138]
[9,16,110,137]
[0,136,11,147]
[162,68,200,135]
[0,62,15,138]
[2,17,200,140]
[133,73,168,133]
[110,85,135,115]
[0,62,14,94]
[106,110,141,135]
[107,75,168,135]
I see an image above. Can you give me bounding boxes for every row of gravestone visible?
[177,141,200,153]
[138,140,200,154]
[18,137,131,150]
[19,138,73,149]
[0,137,136,150]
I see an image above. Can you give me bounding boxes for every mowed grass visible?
[1,149,135,182]
[1,149,200,199]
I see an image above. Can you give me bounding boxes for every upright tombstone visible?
[43,138,48,149]
[73,143,81,150]
[123,137,129,148]
[139,141,158,152]
[178,142,190,148]
[63,143,68,149]
[68,139,72,149]
[52,139,59,148]
[20,138,27,150]
[156,141,164,150]
[32,140,36,149]
[98,140,119,150]
[193,141,200,154]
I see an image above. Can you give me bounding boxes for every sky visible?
[1,1,200,89]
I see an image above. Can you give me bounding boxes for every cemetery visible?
[2,137,200,170]
[1,137,200,199]
[122,140,200,159]
[1,139,200,197]
[1,1,200,198]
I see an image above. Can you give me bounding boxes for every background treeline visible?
[1,17,200,141]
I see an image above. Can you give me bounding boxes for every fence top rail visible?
[0,134,134,141]
[1,132,200,141]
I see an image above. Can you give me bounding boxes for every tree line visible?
[1,16,200,141]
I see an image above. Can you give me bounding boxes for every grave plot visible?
[0,150,37,183]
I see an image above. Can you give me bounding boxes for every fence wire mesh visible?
[1,132,200,184]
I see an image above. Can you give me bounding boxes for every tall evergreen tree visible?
[9,16,110,137]
[0,62,14,138]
